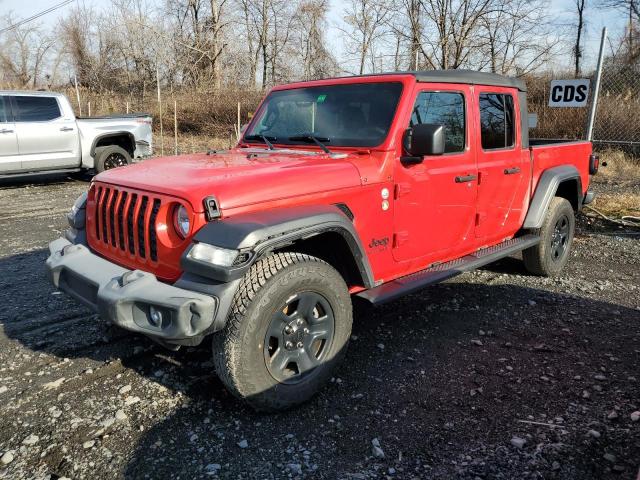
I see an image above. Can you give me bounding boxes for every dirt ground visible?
[0,174,639,480]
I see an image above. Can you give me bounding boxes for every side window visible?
[0,97,8,123]
[14,96,61,122]
[410,91,465,153]
[479,93,515,150]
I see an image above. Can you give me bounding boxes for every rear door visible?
[0,96,20,173]
[13,95,80,171]
[392,84,478,263]
[474,88,529,242]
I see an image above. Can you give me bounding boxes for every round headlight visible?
[174,205,190,238]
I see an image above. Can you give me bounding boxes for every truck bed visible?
[529,139,592,197]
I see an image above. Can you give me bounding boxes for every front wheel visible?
[523,197,575,277]
[212,252,352,411]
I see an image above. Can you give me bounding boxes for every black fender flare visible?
[90,131,136,158]
[181,204,375,288]
[523,165,582,229]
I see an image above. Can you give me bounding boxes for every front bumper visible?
[46,237,218,344]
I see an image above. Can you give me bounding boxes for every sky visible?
[1,0,628,72]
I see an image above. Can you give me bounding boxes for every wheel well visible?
[94,134,135,157]
[555,178,581,211]
[275,231,365,289]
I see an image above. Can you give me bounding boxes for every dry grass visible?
[588,149,640,219]
[154,133,237,156]
[595,149,640,181]
[590,192,640,218]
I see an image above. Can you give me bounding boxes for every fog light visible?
[149,306,163,327]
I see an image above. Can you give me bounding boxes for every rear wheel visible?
[523,197,575,276]
[212,252,352,411]
[94,145,131,173]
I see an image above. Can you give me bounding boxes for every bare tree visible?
[291,0,338,80]
[0,14,53,88]
[479,0,556,75]
[598,0,640,62]
[236,0,296,88]
[340,0,392,75]
[574,0,586,76]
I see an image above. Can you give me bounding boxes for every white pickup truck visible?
[0,91,152,178]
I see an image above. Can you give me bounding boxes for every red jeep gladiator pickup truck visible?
[46,70,598,411]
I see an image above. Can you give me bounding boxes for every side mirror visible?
[402,124,445,164]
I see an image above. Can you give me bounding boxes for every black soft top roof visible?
[346,69,527,92]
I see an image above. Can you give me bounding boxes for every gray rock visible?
[101,417,116,428]
[22,434,39,446]
[124,396,140,406]
[237,439,248,449]
[603,453,616,463]
[118,385,132,395]
[510,436,526,449]
[630,411,640,422]
[371,438,385,458]
[287,463,303,475]
[1,451,14,465]
[205,463,221,474]
[588,429,601,438]
[115,409,128,421]
[83,440,96,449]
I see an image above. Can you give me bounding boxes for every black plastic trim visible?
[203,195,221,220]
[523,165,582,229]
[358,234,540,304]
[90,131,136,157]
[181,204,375,288]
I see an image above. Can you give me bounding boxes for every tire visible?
[212,252,352,411]
[94,145,131,173]
[523,197,575,277]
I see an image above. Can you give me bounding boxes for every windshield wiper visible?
[288,134,332,154]
[244,134,276,150]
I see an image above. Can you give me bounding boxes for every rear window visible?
[479,93,515,150]
[0,97,9,123]
[15,96,61,122]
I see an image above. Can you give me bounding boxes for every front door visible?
[0,96,20,173]
[392,85,478,264]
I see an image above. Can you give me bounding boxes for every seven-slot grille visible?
[94,186,161,262]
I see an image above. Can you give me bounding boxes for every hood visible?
[95,148,363,212]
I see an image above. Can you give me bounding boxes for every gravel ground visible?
[0,175,639,480]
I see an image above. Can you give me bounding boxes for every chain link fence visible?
[527,60,640,153]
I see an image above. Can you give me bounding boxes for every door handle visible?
[504,167,521,175]
[455,174,477,183]
[60,127,74,132]
[0,128,14,134]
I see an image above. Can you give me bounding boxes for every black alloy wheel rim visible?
[551,214,570,262]
[103,152,128,170]
[264,291,335,384]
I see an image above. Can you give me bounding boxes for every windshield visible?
[245,82,403,148]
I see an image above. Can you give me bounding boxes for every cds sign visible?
[548,79,590,107]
